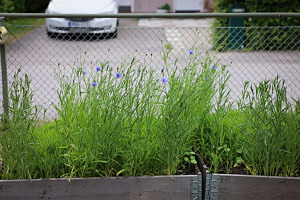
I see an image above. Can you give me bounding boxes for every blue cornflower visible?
[83,71,87,75]
[206,77,208,80]
[212,65,217,70]
[161,68,164,73]
[162,77,168,83]
[96,66,101,72]
[92,82,98,87]
[116,72,122,78]
[189,50,193,55]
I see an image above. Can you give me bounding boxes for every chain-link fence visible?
[1,16,300,118]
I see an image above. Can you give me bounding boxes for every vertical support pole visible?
[0,17,9,123]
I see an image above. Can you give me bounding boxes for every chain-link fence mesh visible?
[1,18,299,118]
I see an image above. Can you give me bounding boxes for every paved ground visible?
[138,18,300,99]
[138,18,213,27]
[1,18,299,118]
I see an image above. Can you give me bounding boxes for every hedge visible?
[212,0,300,50]
[0,0,50,13]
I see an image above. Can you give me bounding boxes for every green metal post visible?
[228,4,246,49]
[0,17,9,123]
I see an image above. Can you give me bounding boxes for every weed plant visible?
[0,49,299,180]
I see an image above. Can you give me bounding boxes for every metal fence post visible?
[0,17,9,123]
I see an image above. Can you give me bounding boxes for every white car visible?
[45,0,118,37]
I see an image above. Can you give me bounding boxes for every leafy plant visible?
[184,151,197,165]
[159,3,171,11]
[0,0,50,13]
[0,0,15,13]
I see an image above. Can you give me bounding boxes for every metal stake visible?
[0,17,9,123]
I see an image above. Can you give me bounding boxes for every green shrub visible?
[0,0,50,13]
[25,0,50,13]
[160,3,171,11]
[0,0,15,13]
[12,0,26,13]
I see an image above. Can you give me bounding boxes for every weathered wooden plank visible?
[216,174,300,200]
[0,175,196,200]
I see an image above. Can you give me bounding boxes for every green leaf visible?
[191,160,197,164]
[236,157,243,164]
[236,149,242,154]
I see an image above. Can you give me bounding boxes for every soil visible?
[228,165,249,175]
[174,159,249,176]
[194,154,250,176]
[175,162,197,175]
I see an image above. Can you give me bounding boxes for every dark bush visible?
[0,0,15,13]
[13,0,26,12]
[25,0,50,13]
[2,0,50,13]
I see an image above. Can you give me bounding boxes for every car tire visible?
[110,30,118,39]
[47,31,57,38]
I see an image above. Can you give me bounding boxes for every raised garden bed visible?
[0,175,196,200]
[199,161,300,200]
[1,166,300,200]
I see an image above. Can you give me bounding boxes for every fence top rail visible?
[0,12,299,19]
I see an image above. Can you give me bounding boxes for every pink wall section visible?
[134,0,173,13]
[132,0,215,13]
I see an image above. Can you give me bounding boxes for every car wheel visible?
[47,31,57,38]
[109,30,118,39]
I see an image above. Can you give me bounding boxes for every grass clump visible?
[0,48,299,180]
[0,68,41,179]
[196,76,300,176]
[237,77,300,176]
[0,48,221,179]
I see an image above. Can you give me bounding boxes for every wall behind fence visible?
[0,17,299,118]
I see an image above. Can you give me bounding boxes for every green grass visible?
[6,18,46,26]
[5,18,45,43]
[0,47,299,180]
[237,78,300,176]
[195,77,300,176]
